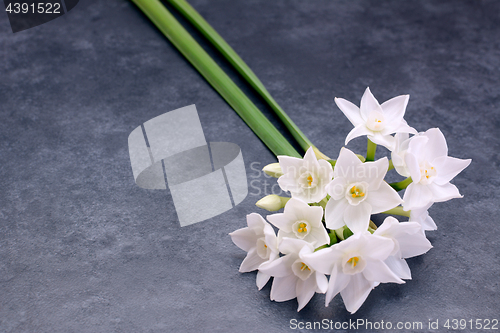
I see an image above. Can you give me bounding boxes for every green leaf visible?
[130,0,300,158]
[166,0,315,153]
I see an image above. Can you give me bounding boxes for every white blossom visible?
[229,213,279,290]
[304,232,403,314]
[259,238,328,311]
[325,147,402,233]
[277,146,333,203]
[267,198,330,247]
[402,128,471,210]
[335,87,417,150]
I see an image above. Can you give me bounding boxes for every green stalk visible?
[388,159,394,171]
[381,206,411,217]
[389,177,413,191]
[131,0,300,158]
[366,138,377,162]
[165,0,324,157]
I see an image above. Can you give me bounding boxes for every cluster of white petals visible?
[230,88,470,313]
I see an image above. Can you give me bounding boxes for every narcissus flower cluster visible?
[230,87,470,313]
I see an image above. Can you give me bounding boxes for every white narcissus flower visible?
[335,87,417,150]
[267,198,330,247]
[374,216,433,280]
[324,148,403,233]
[229,213,279,290]
[277,146,333,203]
[402,128,471,211]
[259,238,328,311]
[303,232,403,314]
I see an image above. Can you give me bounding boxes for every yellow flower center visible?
[350,186,365,198]
[307,175,313,186]
[297,222,308,233]
[300,263,310,271]
[347,256,360,267]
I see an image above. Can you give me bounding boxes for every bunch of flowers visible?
[230,88,471,313]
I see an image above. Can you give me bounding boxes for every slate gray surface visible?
[1,0,499,332]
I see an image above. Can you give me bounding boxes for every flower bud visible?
[262,163,283,178]
[256,195,290,211]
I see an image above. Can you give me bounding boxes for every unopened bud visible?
[256,195,290,211]
[263,163,283,178]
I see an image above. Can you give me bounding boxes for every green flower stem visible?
[389,177,413,191]
[165,0,319,155]
[130,0,300,158]
[381,206,411,218]
[388,159,394,171]
[366,138,377,162]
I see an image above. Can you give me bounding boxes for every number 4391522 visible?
[5,2,61,14]
[444,319,498,330]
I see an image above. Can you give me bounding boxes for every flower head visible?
[259,238,328,311]
[267,198,330,247]
[277,146,333,203]
[229,213,279,289]
[374,216,432,280]
[304,232,403,313]
[324,148,403,233]
[402,128,471,210]
[335,87,417,150]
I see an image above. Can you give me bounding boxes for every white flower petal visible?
[333,147,363,181]
[403,183,433,211]
[256,271,271,290]
[357,157,388,190]
[360,87,381,121]
[411,205,437,231]
[277,155,304,176]
[325,265,351,306]
[427,182,462,203]
[407,135,429,166]
[315,272,329,294]
[405,152,421,183]
[277,174,301,193]
[270,275,298,302]
[360,233,395,260]
[380,94,409,121]
[267,212,293,233]
[433,156,471,185]
[259,255,294,277]
[397,231,432,259]
[391,121,418,135]
[326,177,347,200]
[246,212,267,231]
[340,273,375,314]
[367,181,403,214]
[363,260,404,284]
[325,199,348,230]
[296,276,317,311]
[367,133,396,150]
[229,227,259,252]
[308,225,330,247]
[345,125,373,145]
[384,256,412,280]
[302,247,342,275]
[344,202,372,234]
[335,97,363,125]
[422,128,448,162]
[279,238,313,256]
[240,248,265,272]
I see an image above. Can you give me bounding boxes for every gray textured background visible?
[1,1,499,332]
